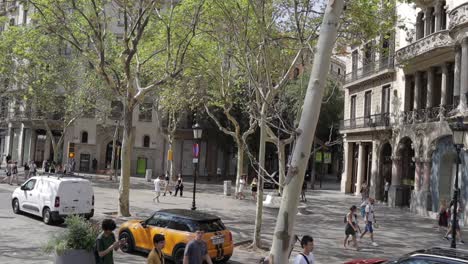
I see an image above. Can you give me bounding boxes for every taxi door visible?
[146,214,172,253]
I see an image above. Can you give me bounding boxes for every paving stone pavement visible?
[1,173,467,264]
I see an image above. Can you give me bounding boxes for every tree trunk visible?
[110,123,119,180]
[278,143,286,195]
[119,105,134,217]
[235,145,244,194]
[269,1,344,262]
[168,137,175,181]
[252,113,266,249]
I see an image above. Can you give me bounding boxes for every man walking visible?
[153,175,162,203]
[183,229,213,264]
[95,219,123,264]
[384,181,390,203]
[293,235,315,264]
[147,234,165,264]
[360,198,378,246]
[163,173,172,196]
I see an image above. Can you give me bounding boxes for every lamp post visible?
[191,123,203,210]
[449,116,466,248]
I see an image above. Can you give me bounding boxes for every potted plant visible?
[44,215,100,264]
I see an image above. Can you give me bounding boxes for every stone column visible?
[424,8,432,36]
[414,159,422,192]
[16,123,24,165]
[3,123,13,165]
[340,140,352,193]
[355,143,366,196]
[44,134,51,161]
[369,140,380,199]
[434,3,441,32]
[441,63,448,106]
[427,67,435,108]
[414,71,422,110]
[460,38,468,110]
[389,155,402,207]
[454,45,461,103]
[416,159,432,215]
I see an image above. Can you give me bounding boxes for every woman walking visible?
[174,174,184,197]
[251,178,258,200]
[344,205,359,251]
[236,175,246,200]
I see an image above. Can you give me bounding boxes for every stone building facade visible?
[340,0,468,223]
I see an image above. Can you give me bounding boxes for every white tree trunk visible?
[269,0,345,262]
[119,105,134,217]
[278,143,286,195]
[110,123,119,180]
[235,145,244,193]
[168,137,175,181]
[253,113,266,248]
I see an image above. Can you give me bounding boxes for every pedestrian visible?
[0,161,11,184]
[293,235,315,264]
[301,180,307,202]
[438,200,449,232]
[344,205,359,250]
[44,160,50,173]
[95,219,124,264]
[360,198,378,246]
[444,199,465,244]
[10,161,18,185]
[236,175,246,200]
[92,158,98,172]
[384,180,390,203]
[360,182,368,202]
[183,228,213,264]
[360,198,368,218]
[174,174,184,197]
[50,161,56,173]
[217,167,222,178]
[30,161,37,177]
[24,162,30,180]
[153,175,162,203]
[163,173,172,196]
[251,178,258,200]
[147,234,165,264]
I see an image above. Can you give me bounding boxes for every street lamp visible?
[449,116,466,248]
[191,123,203,210]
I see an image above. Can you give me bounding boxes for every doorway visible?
[105,141,121,169]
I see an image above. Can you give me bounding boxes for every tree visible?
[29,0,205,216]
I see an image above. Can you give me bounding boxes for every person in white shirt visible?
[360,197,378,246]
[236,175,246,200]
[293,235,315,264]
[153,175,163,203]
[384,181,390,203]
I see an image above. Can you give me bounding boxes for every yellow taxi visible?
[118,209,234,263]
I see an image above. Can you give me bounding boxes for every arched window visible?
[81,131,88,144]
[143,135,150,148]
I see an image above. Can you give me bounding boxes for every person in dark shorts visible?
[344,205,359,251]
[183,229,213,264]
[174,174,184,197]
[251,178,258,200]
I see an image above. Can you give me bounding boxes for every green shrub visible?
[43,215,100,256]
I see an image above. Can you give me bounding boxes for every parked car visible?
[118,209,233,264]
[11,176,94,225]
[344,247,468,264]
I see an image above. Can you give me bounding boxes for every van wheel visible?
[119,231,134,253]
[43,208,53,225]
[173,247,185,264]
[12,199,21,214]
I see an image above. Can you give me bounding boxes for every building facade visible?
[341,0,468,223]
[0,1,235,179]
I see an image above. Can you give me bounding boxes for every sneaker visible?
[444,236,450,241]
[372,242,378,247]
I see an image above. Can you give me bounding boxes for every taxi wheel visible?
[215,255,231,263]
[173,247,185,264]
[119,231,134,253]
[12,199,21,214]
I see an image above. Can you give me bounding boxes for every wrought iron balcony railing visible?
[345,56,395,85]
[340,113,390,130]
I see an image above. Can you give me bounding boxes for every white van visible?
[11,176,94,225]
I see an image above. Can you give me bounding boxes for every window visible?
[138,102,152,122]
[338,68,341,75]
[350,95,357,120]
[168,220,190,232]
[22,9,27,25]
[143,135,150,148]
[23,179,36,191]
[351,50,359,74]
[188,219,226,233]
[381,85,391,114]
[110,101,123,119]
[364,91,372,117]
[147,214,172,227]
[81,131,88,144]
[9,18,14,26]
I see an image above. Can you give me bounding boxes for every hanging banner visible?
[315,151,323,162]
[323,152,332,164]
[167,149,173,161]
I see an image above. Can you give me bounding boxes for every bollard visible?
[145,169,152,182]
[223,180,232,196]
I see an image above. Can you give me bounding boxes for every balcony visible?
[395,30,454,64]
[344,57,394,88]
[340,113,390,131]
[399,105,457,125]
[449,3,468,32]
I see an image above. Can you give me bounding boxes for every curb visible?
[234,239,253,247]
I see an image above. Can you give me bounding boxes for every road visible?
[1,174,467,264]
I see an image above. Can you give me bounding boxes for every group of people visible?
[438,198,465,244]
[0,154,38,185]
[94,218,214,264]
[153,173,184,203]
[344,197,378,251]
[235,175,258,200]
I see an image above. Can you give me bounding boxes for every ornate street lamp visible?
[449,116,466,248]
[191,123,203,210]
